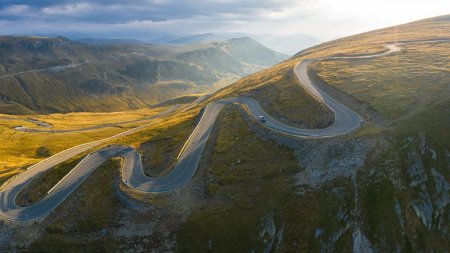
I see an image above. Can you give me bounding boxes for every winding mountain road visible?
[11,94,210,133]
[9,93,212,133]
[1,40,443,222]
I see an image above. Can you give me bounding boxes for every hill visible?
[0,15,449,252]
[182,15,450,252]
[143,15,449,252]
[164,32,320,55]
[75,38,149,45]
[0,36,287,114]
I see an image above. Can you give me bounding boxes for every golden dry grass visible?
[0,106,168,130]
[0,106,172,180]
[203,15,450,127]
[2,16,448,182]
[12,104,199,204]
[311,42,450,120]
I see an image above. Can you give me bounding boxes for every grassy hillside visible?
[1,15,449,252]
[311,41,449,121]
[72,16,450,253]
[0,105,174,181]
[0,36,286,114]
[174,15,450,252]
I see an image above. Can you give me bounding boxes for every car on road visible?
[259,116,266,123]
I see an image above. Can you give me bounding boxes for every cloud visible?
[0,0,301,23]
[41,3,93,16]
[0,0,310,39]
[0,4,29,14]
[0,0,449,41]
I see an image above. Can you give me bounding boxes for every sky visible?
[0,0,449,41]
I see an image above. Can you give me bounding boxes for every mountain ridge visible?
[0,36,287,114]
[163,32,320,55]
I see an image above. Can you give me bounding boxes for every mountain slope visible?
[163,32,320,55]
[1,15,449,252]
[0,36,287,114]
[29,14,450,252]
[75,38,149,45]
[173,15,450,252]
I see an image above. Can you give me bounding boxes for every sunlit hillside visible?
[0,15,449,253]
[0,36,286,114]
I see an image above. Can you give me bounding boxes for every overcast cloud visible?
[0,0,449,41]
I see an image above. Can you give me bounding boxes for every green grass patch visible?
[361,178,402,249]
[15,153,86,206]
[28,159,122,252]
[138,118,195,177]
[176,106,356,252]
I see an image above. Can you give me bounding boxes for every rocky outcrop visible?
[431,168,450,233]
[403,133,450,233]
[258,212,285,253]
[295,140,370,189]
[352,228,376,253]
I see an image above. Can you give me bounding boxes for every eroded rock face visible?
[295,139,373,189]
[411,191,434,231]
[431,168,450,233]
[403,133,450,233]
[258,212,285,253]
[318,205,352,252]
[352,228,375,253]
[405,148,434,230]
[406,150,428,187]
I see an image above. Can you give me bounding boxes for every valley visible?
[0,13,448,253]
[0,36,286,114]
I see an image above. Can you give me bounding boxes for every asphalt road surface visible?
[12,94,210,133]
[2,40,445,222]
[0,107,177,221]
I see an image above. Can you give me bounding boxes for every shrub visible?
[35,146,51,157]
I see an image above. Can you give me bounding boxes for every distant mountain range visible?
[76,38,150,45]
[0,36,287,114]
[75,32,320,55]
[161,33,320,55]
